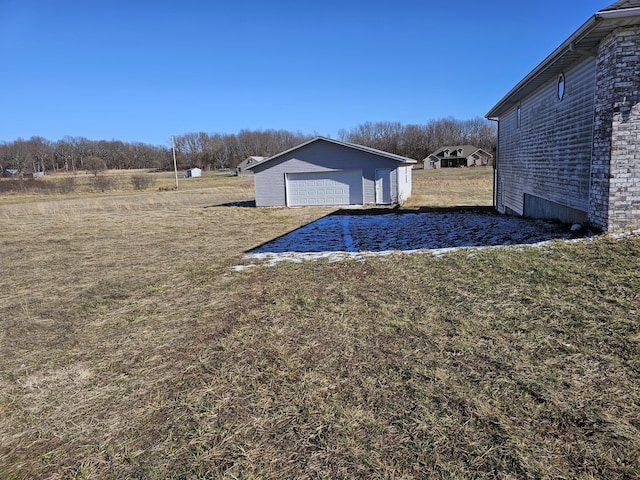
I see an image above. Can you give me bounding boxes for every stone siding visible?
[590,27,640,231]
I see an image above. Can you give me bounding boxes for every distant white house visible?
[186,167,202,178]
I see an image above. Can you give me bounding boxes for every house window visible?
[557,73,565,101]
[517,105,521,128]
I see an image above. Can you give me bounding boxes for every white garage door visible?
[286,170,363,206]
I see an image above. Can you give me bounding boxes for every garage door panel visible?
[287,170,363,206]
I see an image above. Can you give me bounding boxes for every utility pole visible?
[171,136,179,190]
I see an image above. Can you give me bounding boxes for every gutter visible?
[597,7,640,20]
[487,117,499,209]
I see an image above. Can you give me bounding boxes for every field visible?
[1,167,639,479]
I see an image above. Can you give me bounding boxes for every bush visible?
[92,175,115,192]
[57,176,76,194]
[0,178,57,194]
[131,174,154,190]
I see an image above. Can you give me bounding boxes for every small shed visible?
[247,137,415,207]
[186,167,202,178]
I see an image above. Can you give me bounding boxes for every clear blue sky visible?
[1,0,608,147]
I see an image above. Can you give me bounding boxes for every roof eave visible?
[486,15,599,119]
[246,136,416,169]
[486,7,640,119]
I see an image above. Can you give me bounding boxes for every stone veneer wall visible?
[590,26,640,231]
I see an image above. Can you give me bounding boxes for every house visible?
[235,156,265,176]
[186,167,202,178]
[246,137,416,207]
[1,168,19,177]
[486,0,640,232]
[425,145,493,168]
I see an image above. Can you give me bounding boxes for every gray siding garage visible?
[248,137,415,207]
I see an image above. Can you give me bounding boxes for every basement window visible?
[557,73,565,101]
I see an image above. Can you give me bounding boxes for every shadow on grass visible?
[247,206,583,255]
[204,200,256,208]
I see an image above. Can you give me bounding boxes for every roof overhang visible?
[486,6,640,119]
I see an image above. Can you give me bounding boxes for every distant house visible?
[1,168,19,178]
[235,156,265,176]
[247,137,415,207]
[425,146,493,168]
[186,167,202,178]
[486,0,640,232]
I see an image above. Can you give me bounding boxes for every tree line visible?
[338,117,496,160]
[0,136,172,174]
[0,118,496,174]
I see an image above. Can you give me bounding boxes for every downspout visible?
[487,117,499,211]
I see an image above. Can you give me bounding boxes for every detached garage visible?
[247,137,415,207]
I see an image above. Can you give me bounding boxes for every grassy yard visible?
[1,168,639,479]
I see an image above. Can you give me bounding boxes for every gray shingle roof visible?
[245,137,417,170]
[602,0,640,11]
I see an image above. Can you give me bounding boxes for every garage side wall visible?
[253,163,287,207]
[397,165,412,203]
[252,141,406,206]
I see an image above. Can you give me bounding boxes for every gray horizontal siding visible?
[497,56,596,216]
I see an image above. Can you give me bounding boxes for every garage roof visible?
[486,1,640,119]
[245,136,417,170]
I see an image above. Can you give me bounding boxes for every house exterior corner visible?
[590,26,640,232]
[487,2,640,232]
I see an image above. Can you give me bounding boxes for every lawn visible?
[1,168,639,479]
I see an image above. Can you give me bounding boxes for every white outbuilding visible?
[186,167,202,178]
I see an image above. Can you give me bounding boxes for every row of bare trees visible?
[0,118,496,174]
[0,136,172,174]
[171,129,312,171]
[337,117,496,159]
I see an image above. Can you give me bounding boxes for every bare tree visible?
[84,156,106,176]
[0,120,495,175]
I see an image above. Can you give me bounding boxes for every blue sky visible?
[1,0,608,147]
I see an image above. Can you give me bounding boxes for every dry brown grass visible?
[1,169,639,479]
[406,165,494,207]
